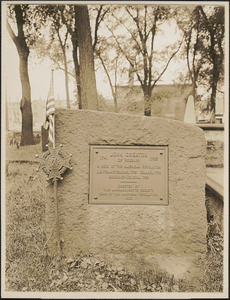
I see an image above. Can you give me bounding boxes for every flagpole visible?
[52,69,55,150]
[54,176,61,254]
[53,115,60,254]
[51,69,61,254]
[53,112,55,150]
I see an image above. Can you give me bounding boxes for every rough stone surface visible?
[46,109,207,277]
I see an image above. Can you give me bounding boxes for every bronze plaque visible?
[89,145,168,205]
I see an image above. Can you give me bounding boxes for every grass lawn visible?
[3,141,224,293]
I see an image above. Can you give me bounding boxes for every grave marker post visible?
[36,137,72,253]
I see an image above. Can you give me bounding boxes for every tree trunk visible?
[75,5,98,110]
[97,52,118,113]
[210,74,218,113]
[5,86,9,131]
[192,79,196,104]
[143,86,152,116]
[7,5,33,145]
[63,51,70,109]
[144,96,151,116]
[197,6,224,114]
[71,32,82,109]
[114,57,118,113]
[210,53,220,113]
[19,51,33,145]
[114,86,118,113]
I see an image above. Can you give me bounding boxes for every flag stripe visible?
[46,71,55,145]
[46,107,55,116]
[48,115,54,144]
[46,99,55,117]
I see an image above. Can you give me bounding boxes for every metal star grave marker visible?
[36,144,72,183]
[36,144,72,253]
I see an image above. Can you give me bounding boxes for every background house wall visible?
[116,84,192,120]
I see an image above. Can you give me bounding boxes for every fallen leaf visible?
[80,261,88,269]
[100,261,105,267]
[85,258,92,265]
[61,273,68,283]
[102,282,108,289]
[131,278,136,285]
[172,284,180,292]
[147,284,152,290]
[94,260,100,266]
[151,283,156,290]
[70,262,76,269]
[116,279,120,286]
[160,283,168,291]
[108,284,118,292]
[67,257,75,264]
[96,274,104,281]
[118,270,125,275]
[69,278,79,283]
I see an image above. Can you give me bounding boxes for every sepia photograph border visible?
[1,0,229,299]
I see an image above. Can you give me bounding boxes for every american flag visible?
[46,71,55,146]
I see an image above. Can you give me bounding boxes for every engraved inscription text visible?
[89,146,168,205]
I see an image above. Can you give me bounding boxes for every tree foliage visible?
[37,4,98,110]
[100,5,183,116]
[33,5,73,108]
[197,5,224,112]
[91,5,122,112]
[6,3,225,120]
[176,5,225,113]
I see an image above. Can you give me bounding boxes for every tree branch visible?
[126,7,149,86]
[7,5,29,55]
[15,5,25,39]
[126,7,144,47]
[110,10,143,55]
[97,51,116,100]
[57,66,75,79]
[93,6,110,52]
[217,23,224,65]
[144,6,147,42]
[6,18,17,44]
[151,41,183,90]
[148,13,158,89]
[52,57,75,78]
[64,30,68,47]
[99,6,110,24]
[145,6,160,41]
[197,6,213,35]
[93,5,103,52]
[104,20,144,87]
[56,25,66,53]
[186,39,193,81]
